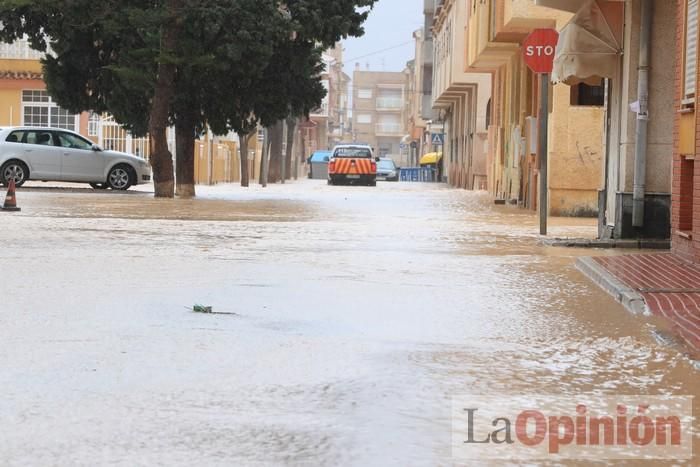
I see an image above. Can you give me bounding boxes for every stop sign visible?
[523,29,559,74]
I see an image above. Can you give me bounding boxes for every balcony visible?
[535,0,584,13]
[466,0,569,70]
[376,97,403,111]
[376,123,404,136]
[498,0,569,42]
[467,0,519,69]
[310,102,329,117]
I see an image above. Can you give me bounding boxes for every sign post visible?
[523,28,558,236]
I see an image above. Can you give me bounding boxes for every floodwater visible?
[0,180,697,466]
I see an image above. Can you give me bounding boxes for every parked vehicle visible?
[376,158,399,182]
[307,150,332,180]
[0,127,151,190]
[328,144,377,186]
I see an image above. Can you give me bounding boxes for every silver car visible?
[0,126,151,190]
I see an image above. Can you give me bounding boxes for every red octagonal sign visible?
[523,29,559,74]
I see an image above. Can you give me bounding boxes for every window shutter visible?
[685,0,698,98]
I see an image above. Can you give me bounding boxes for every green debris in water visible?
[192,305,213,313]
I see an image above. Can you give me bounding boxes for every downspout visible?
[632,0,653,228]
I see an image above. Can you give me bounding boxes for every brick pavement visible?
[592,254,700,354]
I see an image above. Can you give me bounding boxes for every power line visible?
[343,40,414,64]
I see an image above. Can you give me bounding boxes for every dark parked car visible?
[376,158,399,182]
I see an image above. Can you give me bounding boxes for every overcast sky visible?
[341,0,424,76]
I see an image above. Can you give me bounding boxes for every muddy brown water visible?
[0,181,697,466]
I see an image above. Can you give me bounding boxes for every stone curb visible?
[575,257,650,316]
[543,238,671,249]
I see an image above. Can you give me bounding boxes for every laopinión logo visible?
[452,395,693,461]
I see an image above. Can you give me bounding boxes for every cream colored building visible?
[432,0,492,189]
[351,67,408,159]
[465,0,605,216]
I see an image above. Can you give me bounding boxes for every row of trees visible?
[0,0,376,197]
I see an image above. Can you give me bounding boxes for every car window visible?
[57,132,93,151]
[333,147,372,158]
[26,131,56,146]
[5,131,25,143]
[378,160,395,170]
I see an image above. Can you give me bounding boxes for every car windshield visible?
[378,160,395,170]
[333,147,371,158]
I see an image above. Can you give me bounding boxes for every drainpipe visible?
[632,0,652,228]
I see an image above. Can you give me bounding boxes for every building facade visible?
[432,0,492,190]
[300,44,350,155]
[673,0,700,260]
[351,67,408,159]
[0,39,242,186]
[542,0,676,238]
[465,0,605,216]
[405,31,429,167]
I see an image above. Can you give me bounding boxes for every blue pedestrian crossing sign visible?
[431,133,444,146]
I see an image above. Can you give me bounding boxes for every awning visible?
[552,0,623,85]
[420,152,442,165]
[535,0,586,13]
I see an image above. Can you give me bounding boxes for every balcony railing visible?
[310,102,329,117]
[376,123,403,135]
[376,97,403,110]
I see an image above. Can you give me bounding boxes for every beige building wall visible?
[432,0,492,189]
[352,69,407,158]
[548,84,604,216]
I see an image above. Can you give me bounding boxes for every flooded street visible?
[1,180,697,466]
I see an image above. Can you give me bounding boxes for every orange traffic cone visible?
[2,178,21,212]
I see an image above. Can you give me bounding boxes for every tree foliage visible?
[0,0,377,194]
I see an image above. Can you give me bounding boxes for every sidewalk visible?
[577,253,700,357]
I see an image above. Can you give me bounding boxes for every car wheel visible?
[1,160,29,187]
[90,183,110,190]
[107,165,134,191]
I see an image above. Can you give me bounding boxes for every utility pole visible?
[538,73,549,236]
[522,29,559,236]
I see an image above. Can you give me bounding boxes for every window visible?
[333,147,372,158]
[377,159,396,170]
[679,159,694,232]
[22,90,78,131]
[684,0,699,103]
[25,130,56,146]
[56,132,93,150]
[358,89,372,99]
[357,114,372,124]
[485,99,492,131]
[570,83,605,107]
[88,112,100,137]
[6,131,26,143]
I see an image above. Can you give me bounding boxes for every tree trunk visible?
[175,110,196,198]
[237,130,251,187]
[148,0,182,198]
[260,128,269,187]
[285,116,296,181]
[299,128,306,179]
[268,120,284,184]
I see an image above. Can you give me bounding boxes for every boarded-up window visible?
[685,0,698,100]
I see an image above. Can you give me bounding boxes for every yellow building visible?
[0,40,239,186]
[466,0,604,216]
